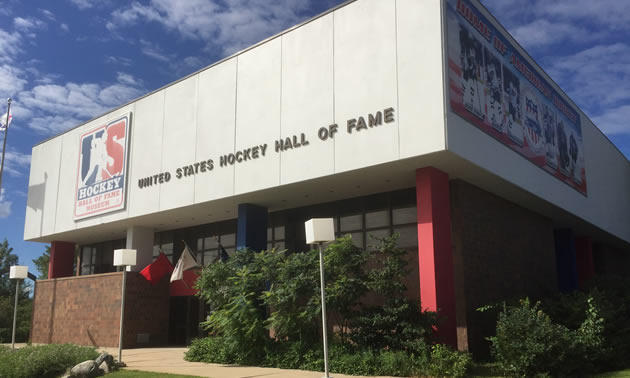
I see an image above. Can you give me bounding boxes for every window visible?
[79,239,125,275]
[331,205,418,251]
[267,225,286,251]
[153,231,174,263]
[195,233,237,265]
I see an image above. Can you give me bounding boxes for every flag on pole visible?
[139,252,173,285]
[171,244,201,282]
[0,111,12,131]
[219,242,229,262]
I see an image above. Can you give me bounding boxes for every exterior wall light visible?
[114,249,137,364]
[9,265,28,349]
[305,218,335,378]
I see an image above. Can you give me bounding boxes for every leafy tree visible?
[0,238,32,343]
[33,245,50,279]
[348,234,436,353]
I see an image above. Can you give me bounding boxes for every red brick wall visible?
[450,180,558,356]
[31,272,169,348]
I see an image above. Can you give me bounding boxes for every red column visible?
[575,237,594,286]
[416,167,457,347]
[48,241,75,279]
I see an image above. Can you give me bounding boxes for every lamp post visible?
[9,265,28,349]
[305,218,335,378]
[113,249,136,364]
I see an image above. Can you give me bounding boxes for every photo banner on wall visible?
[446,0,587,195]
[74,113,131,220]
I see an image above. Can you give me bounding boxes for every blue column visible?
[554,229,578,292]
[236,203,268,252]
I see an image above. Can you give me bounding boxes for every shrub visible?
[424,344,472,378]
[487,298,604,377]
[0,343,98,378]
[185,336,235,364]
[543,276,630,371]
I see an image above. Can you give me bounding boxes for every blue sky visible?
[0,0,628,278]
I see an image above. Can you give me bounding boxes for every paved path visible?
[100,347,397,378]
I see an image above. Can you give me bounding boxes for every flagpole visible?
[0,98,12,194]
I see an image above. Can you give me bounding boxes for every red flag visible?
[140,252,174,285]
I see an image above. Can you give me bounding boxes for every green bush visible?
[190,235,460,377]
[488,298,604,377]
[184,336,234,364]
[543,276,630,371]
[424,344,472,378]
[0,343,98,378]
[187,336,470,377]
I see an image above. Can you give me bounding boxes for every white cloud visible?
[139,39,170,62]
[546,43,630,109]
[60,23,70,33]
[2,150,32,177]
[18,73,145,135]
[106,56,132,66]
[0,29,23,64]
[0,189,11,218]
[108,0,313,55]
[68,0,100,10]
[29,114,83,135]
[0,64,28,95]
[481,0,630,51]
[510,19,603,49]
[592,105,630,135]
[14,17,46,33]
[39,9,56,22]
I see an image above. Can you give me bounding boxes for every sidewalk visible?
[100,347,397,378]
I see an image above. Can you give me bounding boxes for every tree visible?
[0,238,32,343]
[33,245,50,279]
[0,238,27,298]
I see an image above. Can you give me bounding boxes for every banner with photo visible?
[74,113,131,220]
[446,0,587,195]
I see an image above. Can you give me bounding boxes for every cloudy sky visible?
[1,0,628,277]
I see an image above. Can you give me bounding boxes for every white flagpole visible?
[0,98,12,194]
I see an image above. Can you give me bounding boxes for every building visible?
[25,0,630,355]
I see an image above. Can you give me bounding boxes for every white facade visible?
[25,0,630,247]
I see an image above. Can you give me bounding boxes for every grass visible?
[109,370,202,378]
[594,369,630,377]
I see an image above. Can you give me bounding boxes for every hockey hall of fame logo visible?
[74,113,131,220]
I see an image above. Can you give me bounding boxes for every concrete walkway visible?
[100,347,397,378]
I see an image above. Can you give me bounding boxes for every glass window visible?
[340,214,362,232]
[367,228,391,242]
[366,210,389,229]
[393,206,416,225]
[204,250,219,265]
[274,226,285,240]
[221,233,235,247]
[349,232,364,249]
[394,225,418,248]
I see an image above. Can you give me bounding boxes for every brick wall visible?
[31,272,169,348]
[450,180,558,356]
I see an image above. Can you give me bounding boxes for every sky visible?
[0,0,628,279]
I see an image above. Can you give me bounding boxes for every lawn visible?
[108,370,202,378]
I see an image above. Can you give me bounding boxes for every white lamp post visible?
[9,265,28,349]
[305,218,335,378]
[114,249,136,364]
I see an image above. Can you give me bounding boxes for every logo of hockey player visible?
[80,123,125,187]
[486,58,504,132]
[542,105,557,169]
[459,29,484,120]
[523,87,544,155]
